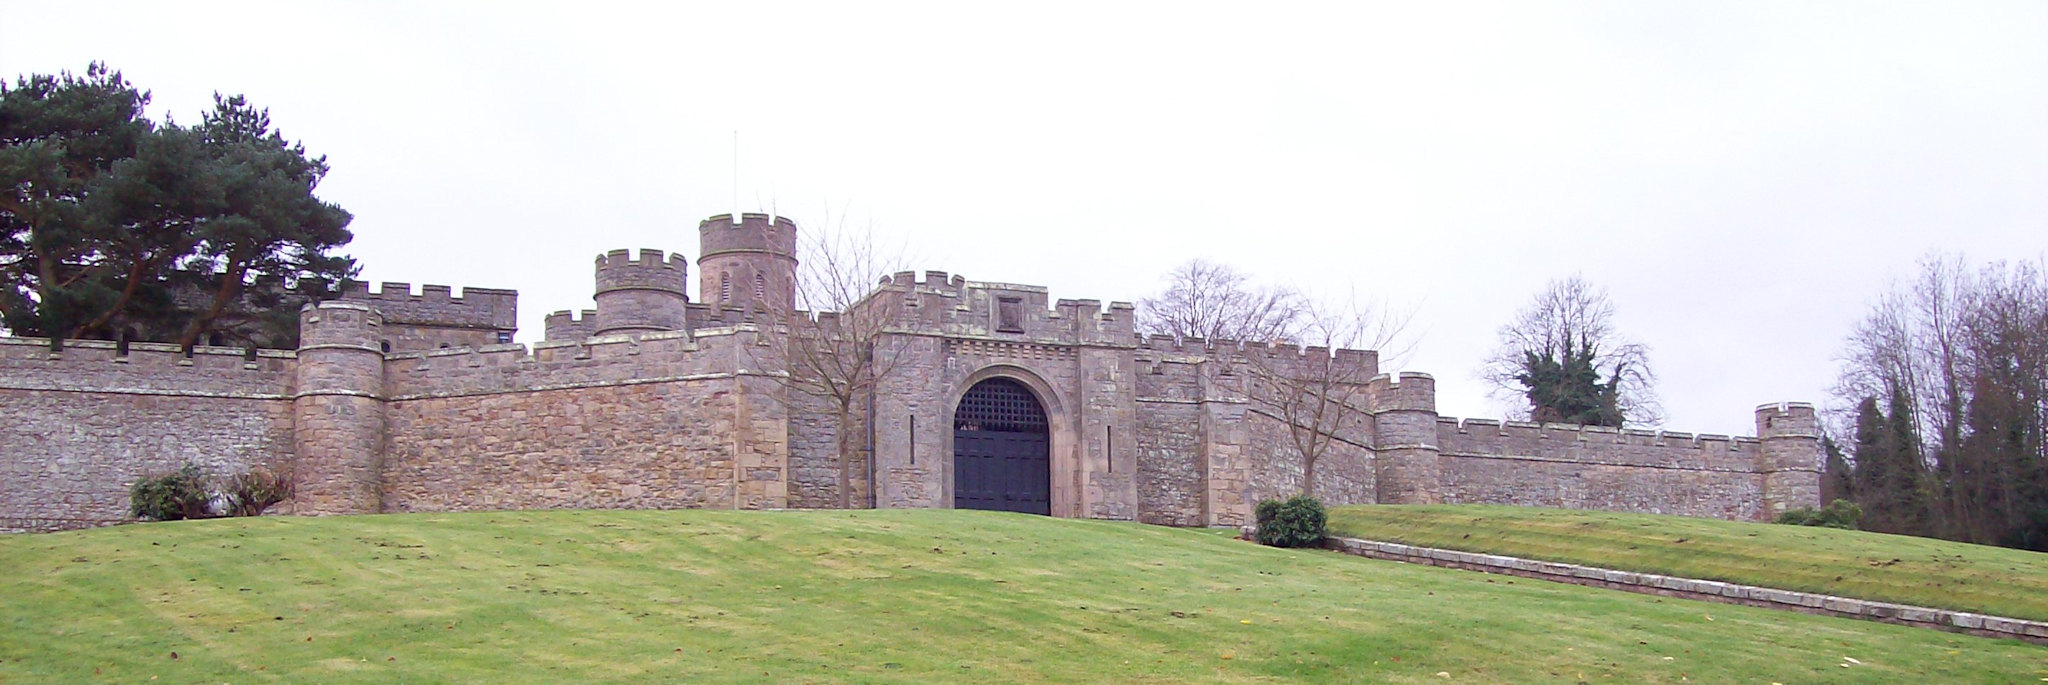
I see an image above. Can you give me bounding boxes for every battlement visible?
[340,280,517,330]
[699,213,798,257]
[0,336,294,397]
[380,325,770,399]
[1755,401,1819,438]
[301,300,384,349]
[594,249,688,295]
[1133,334,1381,377]
[1436,415,1760,451]
[544,309,598,341]
[1366,372,1435,412]
[1055,298,1136,343]
[878,270,973,290]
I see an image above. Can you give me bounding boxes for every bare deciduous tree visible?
[1237,297,1407,496]
[1832,254,2048,545]
[1137,259,1306,342]
[1835,254,1972,457]
[755,212,913,509]
[1480,275,1661,427]
[1139,260,1407,496]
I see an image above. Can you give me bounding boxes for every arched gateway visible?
[953,377,1052,515]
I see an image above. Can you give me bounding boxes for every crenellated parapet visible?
[0,336,294,396]
[379,326,769,399]
[544,309,597,342]
[595,248,688,295]
[593,248,689,337]
[1055,299,1136,345]
[699,212,798,257]
[856,270,1144,348]
[1366,372,1436,413]
[698,213,796,313]
[340,281,517,336]
[1133,334,1380,379]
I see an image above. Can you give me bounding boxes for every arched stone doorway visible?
[953,377,1051,515]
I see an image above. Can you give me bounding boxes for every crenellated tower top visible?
[698,213,797,313]
[592,248,689,337]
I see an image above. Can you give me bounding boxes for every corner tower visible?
[1756,402,1823,519]
[697,213,797,313]
[293,301,387,515]
[1369,372,1443,504]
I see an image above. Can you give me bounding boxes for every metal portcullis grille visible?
[953,378,1048,433]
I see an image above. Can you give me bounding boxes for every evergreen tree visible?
[0,65,353,347]
[1820,435,1854,504]
[1515,336,1626,426]
[0,63,152,339]
[1850,391,1939,536]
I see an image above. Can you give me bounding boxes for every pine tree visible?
[1,66,354,347]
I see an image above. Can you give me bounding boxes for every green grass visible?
[0,510,2041,683]
[1328,504,2048,623]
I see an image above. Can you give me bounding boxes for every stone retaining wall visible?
[1319,534,2048,644]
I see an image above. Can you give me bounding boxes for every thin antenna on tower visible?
[731,130,740,219]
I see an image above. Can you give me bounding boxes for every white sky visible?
[5,1,2044,435]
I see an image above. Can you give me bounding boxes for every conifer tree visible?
[0,64,354,348]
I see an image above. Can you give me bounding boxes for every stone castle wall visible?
[1436,418,1768,519]
[0,338,296,533]
[340,282,516,352]
[373,325,788,513]
[0,213,1821,533]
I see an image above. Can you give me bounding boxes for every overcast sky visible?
[5,1,2045,435]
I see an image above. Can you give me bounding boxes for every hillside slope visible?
[0,510,2039,683]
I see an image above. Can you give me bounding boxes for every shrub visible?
[223,466,293,517]
[129,465,213,521]
[1774,499,1864,530]
[130,464,293,521]
[1255,495,1327,548]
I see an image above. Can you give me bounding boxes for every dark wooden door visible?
[954,378,1051,515]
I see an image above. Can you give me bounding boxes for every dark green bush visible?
[1774,499,1864,530]
[129,465,213,521]
[1255,495,1327,548]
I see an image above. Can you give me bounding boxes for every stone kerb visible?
[1309,534,2048,644]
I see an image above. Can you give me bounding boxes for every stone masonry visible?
[0,213,1821,532]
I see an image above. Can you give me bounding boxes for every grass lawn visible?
[0,509,2042,683]
[1328,504,2048,623]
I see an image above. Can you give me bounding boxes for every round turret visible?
[293,301,388,515]
[1755,402,1822,518]
[1370,372,1443,504]
[593,248,688,337]
[697,213,797,313]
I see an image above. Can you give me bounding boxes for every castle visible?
[0,214,1821,533]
